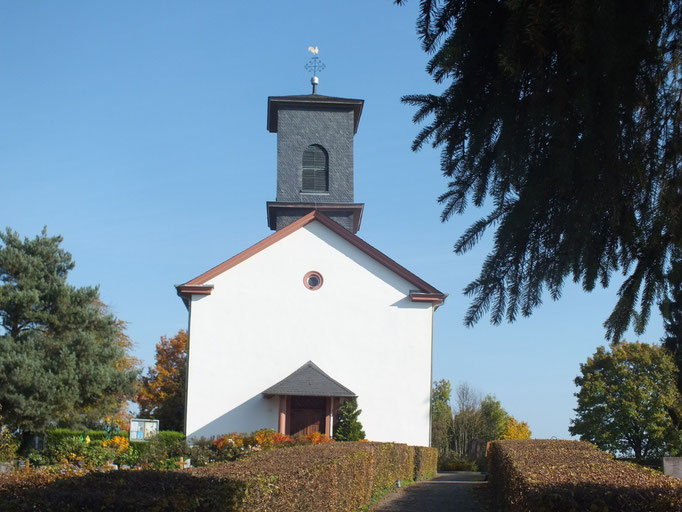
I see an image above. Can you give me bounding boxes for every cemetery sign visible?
[129,418,159,441]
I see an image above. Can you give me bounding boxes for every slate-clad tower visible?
[266,94,365,233]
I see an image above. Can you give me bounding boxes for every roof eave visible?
[409,291,448,309]
[267,96,364,134]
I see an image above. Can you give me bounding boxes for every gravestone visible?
[0,462,12,475]
[663,457,682,478]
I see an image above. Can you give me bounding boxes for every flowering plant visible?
[102,436,130,453]
[305,432,332,445]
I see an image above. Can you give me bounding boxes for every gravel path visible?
[369,471,492,512]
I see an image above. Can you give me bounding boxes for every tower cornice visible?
[267,95,364,134]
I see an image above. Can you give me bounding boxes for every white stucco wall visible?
[185,220,435,446]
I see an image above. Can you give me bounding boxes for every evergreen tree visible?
[0,228,138,435]
[333,398,366,441]
[397,0,682,341]
[136,330,187,432]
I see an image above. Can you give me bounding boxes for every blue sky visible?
[0,1,664,439]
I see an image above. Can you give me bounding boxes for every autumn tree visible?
[431,379,453,455]
[0,228,138,435]
[570,341,682,459]
[397,0,682,341]
[136,330,188,432]
[501,417,532,440]
[449,383,529,456]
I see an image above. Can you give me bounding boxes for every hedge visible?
[45,429,185,447]
[45,429,113,446]
[487,439,682,512]
[414,445,438,480]
[0,441,437,511]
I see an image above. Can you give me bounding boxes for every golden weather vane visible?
[305,46,325,93]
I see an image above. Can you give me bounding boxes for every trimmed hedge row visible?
[0,441,437,511]
[488,439,682,512]
[45,428,111,446]
[414,445,438,480]
[45,428,185,446]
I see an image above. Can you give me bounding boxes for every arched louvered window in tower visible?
[302,145,328,192]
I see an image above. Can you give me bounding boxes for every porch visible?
[262,361,356,437]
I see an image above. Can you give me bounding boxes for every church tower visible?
[266,88,365,233]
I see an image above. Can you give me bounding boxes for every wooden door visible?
[290,396,326,436]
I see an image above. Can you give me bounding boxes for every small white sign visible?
[129,419,159,441]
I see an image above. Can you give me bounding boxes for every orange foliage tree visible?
[501,416,532,440]
[136,330,187,432]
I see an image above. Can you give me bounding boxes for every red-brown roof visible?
[176,210,445,305]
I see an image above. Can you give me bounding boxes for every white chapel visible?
[176,81,445,447]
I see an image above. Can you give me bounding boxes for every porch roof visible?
[262,361,356,397]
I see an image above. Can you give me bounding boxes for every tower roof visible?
[267,94,364,134]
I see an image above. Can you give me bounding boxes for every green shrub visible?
[188,437,217,467]
[132,431,189,468]
[488,439,682,512]
[116,444,141,467]
[26,450,48,467]
[157,430,186,445]
[438,452,477,471]
[44,436,115,467]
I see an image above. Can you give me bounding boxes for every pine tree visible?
[0,227,139,435]
[397,0,682,341]
[333,398,366,441]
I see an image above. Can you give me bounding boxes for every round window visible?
[303,271,323,290]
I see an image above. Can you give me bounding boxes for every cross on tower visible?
[305,55,325,76]
[305,46,325,94]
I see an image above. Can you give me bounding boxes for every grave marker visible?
[663,457,682,479]
[174,457,190,469]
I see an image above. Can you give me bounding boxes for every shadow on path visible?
[370,471,492,512]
